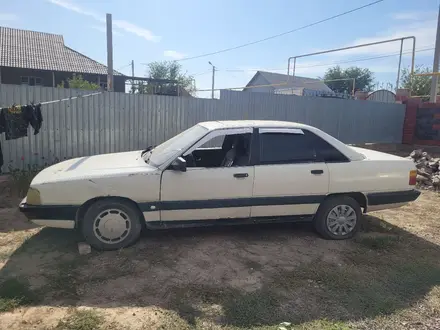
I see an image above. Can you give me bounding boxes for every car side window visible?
[259,132,317,164]
[308,132,349,163]
[259,129,349,165]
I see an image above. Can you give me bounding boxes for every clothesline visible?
[40,91,103,105]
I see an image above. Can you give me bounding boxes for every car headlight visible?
[26,187,41,205]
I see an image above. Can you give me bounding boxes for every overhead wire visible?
[176,0,385,62]
[116,62,132,72]
[190,70,213,77]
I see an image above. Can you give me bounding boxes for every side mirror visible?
[170,157,187,172]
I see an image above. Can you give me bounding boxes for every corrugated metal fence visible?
[0,84,406,171]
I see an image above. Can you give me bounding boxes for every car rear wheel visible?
[81,199,142,250]
[313,196,361,240]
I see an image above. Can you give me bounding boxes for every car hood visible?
[32,150,158,185]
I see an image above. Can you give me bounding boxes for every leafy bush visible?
[7,164,44,197]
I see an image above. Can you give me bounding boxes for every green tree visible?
[57,74,100,90]
[400,65,432,97]
[131,61,195,95]
[321,66,374,94]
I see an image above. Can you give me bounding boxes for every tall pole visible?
[430,6,440,102]
[106,13,114,92]
[131,60,134,92]
[209,61,215,99]
[396,39,403,90]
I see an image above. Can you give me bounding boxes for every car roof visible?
[199,120,312,130]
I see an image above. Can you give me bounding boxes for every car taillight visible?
[409,170,417,185]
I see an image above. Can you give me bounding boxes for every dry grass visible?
[0,188,439,329]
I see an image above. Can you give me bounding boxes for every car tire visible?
[313,196,361,240]
[81,198,143,250]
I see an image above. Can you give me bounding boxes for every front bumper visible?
[19,198,78,228]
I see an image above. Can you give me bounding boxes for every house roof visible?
[0,26,122,76]
[245,71,332,92]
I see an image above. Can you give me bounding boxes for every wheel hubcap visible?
[93,209,131,244]
[326,205,357,236]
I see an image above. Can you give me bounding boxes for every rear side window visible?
[259,130,348,164]
[309,133,349,163]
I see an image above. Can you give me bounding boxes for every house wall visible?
[0,67,53,87]
[0,67,125,92]
[243,74,273,93]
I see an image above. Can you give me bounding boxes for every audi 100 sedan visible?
[20,120,420,250]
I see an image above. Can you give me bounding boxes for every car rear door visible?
[251,128,330,220]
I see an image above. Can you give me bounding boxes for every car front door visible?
[160,128,254,223]
[251,128,330,220]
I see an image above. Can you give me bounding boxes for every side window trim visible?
[258,128,304,134]
[183,127,252,156]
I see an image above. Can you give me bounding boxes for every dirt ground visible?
[1,148,440,329]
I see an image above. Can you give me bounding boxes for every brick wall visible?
[402,98,440,146]
[402,98,421,144]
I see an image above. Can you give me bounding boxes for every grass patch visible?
[55,309,104,330]
[361,216,399,234]
[291,320,352,330]
[243,258,264,272]
[355,234,399,250]
[0,250,13,262]
[223,290,280,327]
[48,258,87,303]
[0,278,39,312]
[168,284,282,328]
[168,285,229,325]
[273,252,440,320]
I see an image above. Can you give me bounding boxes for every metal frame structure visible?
[197,37,416,95]
[287,36,416,91]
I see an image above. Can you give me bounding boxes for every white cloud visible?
[337,20,436,56]
[48,0,102,21]
[113,20,160,42]
[0,13,18,21]
[164,50,187,60]
[391,11,437,21]
[48,0,160,42]
[91,25,124,37]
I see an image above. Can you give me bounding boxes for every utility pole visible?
[430,6,440,102]
[131,60,134,92]
[209,61,215,99]
[106,13,114,92]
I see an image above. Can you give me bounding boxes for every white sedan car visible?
[20,120,420,250]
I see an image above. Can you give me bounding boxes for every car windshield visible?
[144,124,208,167]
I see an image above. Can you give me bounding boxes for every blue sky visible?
[0,0,439,97]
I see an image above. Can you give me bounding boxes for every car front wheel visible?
[81,199,143,250]
[313,196,361,240]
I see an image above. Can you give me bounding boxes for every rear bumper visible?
[19,198,76,229]
[367,189,421,206]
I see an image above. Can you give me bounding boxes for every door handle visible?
[233,173,249,178]
[311,169,324,175]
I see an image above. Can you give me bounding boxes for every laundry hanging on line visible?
[0,91,102,173]
[0,103,43,173]
[0,103,43,140]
